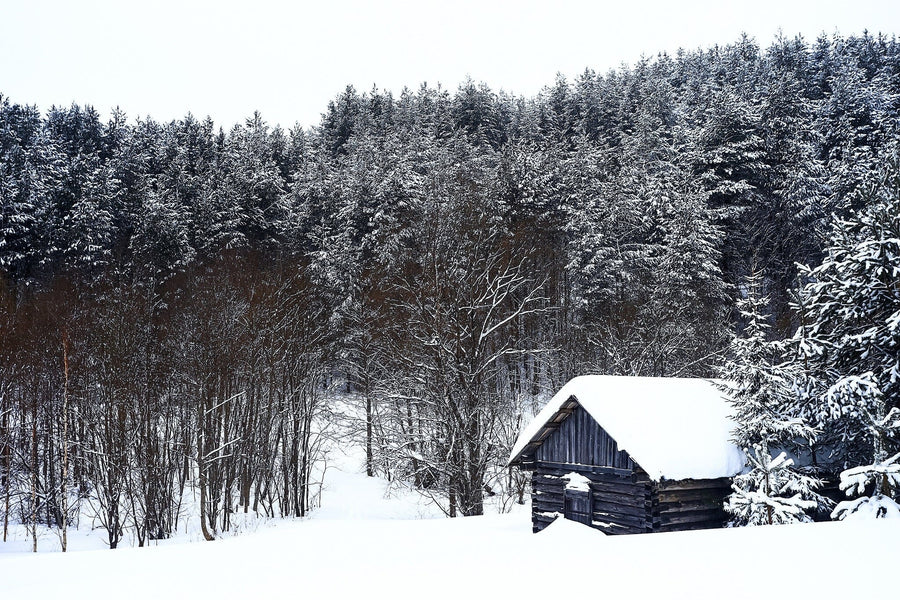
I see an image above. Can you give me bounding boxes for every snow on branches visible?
[795,156,900,519]
[721,274,825,525]
[727,449,821,526]
[832,453,900,520]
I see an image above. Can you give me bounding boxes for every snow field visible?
[2,455,899,599]
[2,401,899,599]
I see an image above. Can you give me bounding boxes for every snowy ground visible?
[2,439,899,598]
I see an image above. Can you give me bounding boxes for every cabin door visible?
[564,489,592,525]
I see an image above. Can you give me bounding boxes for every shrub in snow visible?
[832,494,900,520]
[727,448,823,525]
[832,452,900,520]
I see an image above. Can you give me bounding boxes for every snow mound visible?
[563,472,592,491]
[537,514,607,541]
[833,495,900,520]
[510,375,745,481]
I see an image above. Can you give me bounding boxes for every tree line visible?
[1,31,899,546]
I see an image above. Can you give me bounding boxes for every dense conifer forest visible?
[1,31,899,545]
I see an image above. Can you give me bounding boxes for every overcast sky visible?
[2,0,899,129]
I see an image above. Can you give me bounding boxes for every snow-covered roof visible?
[509,375,745,481]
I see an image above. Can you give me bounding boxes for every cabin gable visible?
[528,401,653,534]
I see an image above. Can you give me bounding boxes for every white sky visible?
[2,0,899,130]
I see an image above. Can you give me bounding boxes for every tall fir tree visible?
[720,273,825,525]
[796,156,900,519]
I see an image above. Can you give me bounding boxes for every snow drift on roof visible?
[509,375,745,481]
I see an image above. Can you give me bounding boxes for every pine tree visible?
[754,42,830,330]
[0,99,50,285]
[720,274,825,525]
[728,449,823,525]
[796,156,900,519]
[223,112,288,249]
[831,410,900,520]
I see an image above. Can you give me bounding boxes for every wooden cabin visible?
[508,376,745,534]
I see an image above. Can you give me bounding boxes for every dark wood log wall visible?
[531,464,731,534]
[526,401,732,535]
[531,462,655,534]
[655,478,731,532]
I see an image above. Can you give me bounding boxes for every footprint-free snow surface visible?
[2,442,898,599]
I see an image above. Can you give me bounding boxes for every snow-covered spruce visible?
[719,275,826,525]
[832,452,900,520]
[795,158,900,519]
[727,448,821,525]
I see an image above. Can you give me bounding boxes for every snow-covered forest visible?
[1,31,899,549]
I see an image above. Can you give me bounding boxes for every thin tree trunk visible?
[763,443,773,526]
[2,395,10,542]
[448,477,457,518]
[199,457,214,540]
[406,399,421,487]
[198,393,215,541]
[60,331,70,552]
[31,400,37,553]
[365,392,374,477]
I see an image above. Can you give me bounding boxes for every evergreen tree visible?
[728,449,823,525]
[720,274,824,525]
[222,112,288,249]
[796,156,900,518]
[0,98,45,285]
[755,45,830,330]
